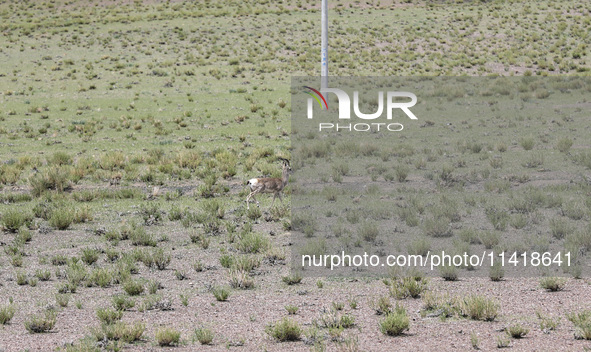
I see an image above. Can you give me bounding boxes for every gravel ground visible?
[2,249,591,352]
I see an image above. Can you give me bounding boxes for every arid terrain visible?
[1,1,591,351]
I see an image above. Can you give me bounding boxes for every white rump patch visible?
[248,178,258,187]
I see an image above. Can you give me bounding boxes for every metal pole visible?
[321,0,328,89]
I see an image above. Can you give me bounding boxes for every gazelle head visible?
[278,158,291,172]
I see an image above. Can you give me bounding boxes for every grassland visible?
[0,0,591,351]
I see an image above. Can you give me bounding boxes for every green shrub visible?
[232,255,261,272]
[81,248,100,265]
[423,216,452,237]
[96,308,123,325]
[536,311,560,332]
[282,272,303,285]
[140,203,162,225]
[24,311,57,333]
[246,207,262,220]
[219,254,234,268]
[407,237,431,256]
[112,295,135,311]
[213,286,230,301]
[390,276,428,299]
[49,152,72,166]
[379,305,410,336]
[29,166,72,196]
[0,305,15,325]
[55,293,70,307]
[421,292,458,319]
[201,198,225,218]
[87,268,113,288]
[285,305,299,315]
[228,269,255,289]
[556,137,573,153]
[370,296,393,316]
[151,248,171,270]
[155,327,181,346]
[73,206,93,223]
[49,208,74,230]
[16,271,28,285]
[519,137,535,151]
[0,165,21,185]
[470,332,479,350]
[11,254,23,268]
[521,152,544,168]
[460,295,499,321]
[486,207,509,231]
[510,214,528,229]
[35,269,51,281]
[496,335,510,348]
[33,201,51,220]
[92,321,145,343]
[128,223,156,246]
[539,277,566,292]
[1,209,33,233]
[339,313,355,328]
[51,254,68,266]
[549,217,574,240]
[168,205,183,221]
[562,202,586,221]
[479,231,500,249]
[506,323,529,338]
[489,261,505,282]
[194,327,214,345]
[358,221,380,242]
[266,318,302,342]
[567,310,591,340]
[237,232,270,253]
[395,165,410,182]
[15,227,33,243]
[439,265,458,281]
[122,279,144,296]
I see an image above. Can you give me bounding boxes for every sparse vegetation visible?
[155,327,181,347]
[96,308,123,325]
[266,318,302,342]
[506,323,529,339]
[540,277,566,292]
[567,310,591,340]
[213,286,231,302]
[460,295,499,322]
[1,209,33,233]
[194,327,214,345]
[0,1,589,350]
[24,311,57,333]
[0,305,15,325]
[379,305,410,336]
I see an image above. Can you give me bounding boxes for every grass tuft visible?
[266,318,302,342]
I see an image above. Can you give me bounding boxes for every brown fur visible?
[246,159,291,209]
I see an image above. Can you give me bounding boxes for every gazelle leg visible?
[246,191,255,209]
[270,193,277,208]
[252,195,260,207]
[247,191,260,209]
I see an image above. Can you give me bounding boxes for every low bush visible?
[24,311,57,333]
[1,209,33,233]
[266,318,302,342]
[96,308,123,325]
[155,327,181,346]
[459,295,499,322]
[0,305,15,325]
[379,305,410,336]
